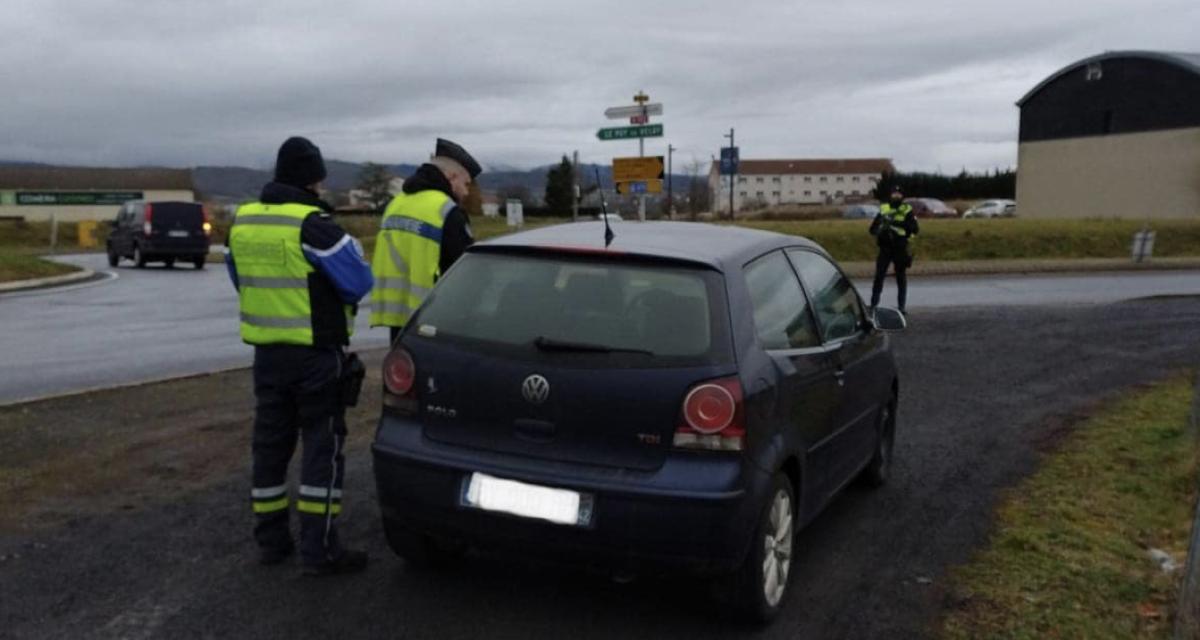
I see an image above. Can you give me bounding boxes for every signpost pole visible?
[638,130,646,221]
[634,92,649,221]
[571,149,579,222]
[724,128,736,220]
[667,144,675,220]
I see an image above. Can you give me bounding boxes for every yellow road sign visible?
[77,220,101,248]
[613,156,664,182]
[616,180,663,195]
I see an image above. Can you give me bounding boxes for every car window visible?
[743,251,820,350]
[786,250,864,342]
[413,252,731,365]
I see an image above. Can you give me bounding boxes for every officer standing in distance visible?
[371,138,481,343]
[869,187,920,314]
[226,136,374,575]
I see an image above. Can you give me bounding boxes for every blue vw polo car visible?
[372,221,905,621]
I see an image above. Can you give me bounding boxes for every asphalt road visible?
[0,253,390,405]
[1,253,1197,405]
[2,297,1199,638]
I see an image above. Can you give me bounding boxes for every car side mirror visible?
[872,307,906,332]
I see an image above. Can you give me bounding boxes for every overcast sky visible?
[3,0,1197,173]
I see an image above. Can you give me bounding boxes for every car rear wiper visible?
[533,336,654,356]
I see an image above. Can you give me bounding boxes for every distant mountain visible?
[2,159,698,204]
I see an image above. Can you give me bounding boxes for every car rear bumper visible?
[143,238,210,256]
[372,416,770,574]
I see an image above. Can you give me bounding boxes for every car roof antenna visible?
[594,167,615,248]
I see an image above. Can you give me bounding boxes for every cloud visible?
[1,0,1196,172]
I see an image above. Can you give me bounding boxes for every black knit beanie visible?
[274,136,327,187]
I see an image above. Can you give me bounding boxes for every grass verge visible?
[941,373,1199,639]
[0,252,79,283]
[738,218,1200,262]
[16,215,1200,265]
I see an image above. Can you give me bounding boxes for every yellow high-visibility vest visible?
[370,190,455,328]
[230,202,354,345]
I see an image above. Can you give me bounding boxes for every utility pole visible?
[724,128,736,220]
[667,144,675,221]
[571,149,579,222]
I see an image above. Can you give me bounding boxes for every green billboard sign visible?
[16,191,143,206]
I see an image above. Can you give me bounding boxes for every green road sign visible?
[597,124,663,141]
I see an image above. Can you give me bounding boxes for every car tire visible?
[106,246,119,267]
[193,256,206,270]
[862,394,897,487]
[382,517,463,570]
[725,473,795,623]
[133,245,146,268]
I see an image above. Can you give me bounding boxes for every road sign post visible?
[600,93,664,221]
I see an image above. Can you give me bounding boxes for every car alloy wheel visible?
[762,488,794,608]
[862,397,896,487]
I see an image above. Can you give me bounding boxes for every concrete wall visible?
[1015,127,1200,219]
[0,190,195,222]
[709,173,881,213]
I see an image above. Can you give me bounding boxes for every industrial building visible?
[0,166,194,222]
[1015,50,1200,219]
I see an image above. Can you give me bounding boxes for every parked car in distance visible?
[904,197,958,219]
[107,201,211,269]
[842,203,880,220]
[372,221,906,622]
[963,199,1016,218]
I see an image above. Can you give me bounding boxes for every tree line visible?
[873,169,1016,201]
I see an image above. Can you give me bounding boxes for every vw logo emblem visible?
[522,374,550,405]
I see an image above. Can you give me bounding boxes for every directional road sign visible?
[616,180,663,195]
[719,146,740,175]
[597,124,664,141]
[613,156,665,182]
[604,103,664,119]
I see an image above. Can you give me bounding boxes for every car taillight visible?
[202,208,212,235]
[674,376,745,451]
[382,348,417,414]
[143,203,153,236]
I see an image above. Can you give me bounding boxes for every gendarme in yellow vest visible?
[879,203,913,238]
[370,190,456,328]
[230,202,355,346]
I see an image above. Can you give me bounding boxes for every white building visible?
[709,158,894,214]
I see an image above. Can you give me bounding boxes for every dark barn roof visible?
[0,166,194,191]
[1018,51,1200,106]
[1017,51,1200,143]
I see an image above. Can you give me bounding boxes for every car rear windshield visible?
[151,202,204,228]
[412,252,733,366]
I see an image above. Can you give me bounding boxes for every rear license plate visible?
[168,230,189,238]
[462,472,593,526]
